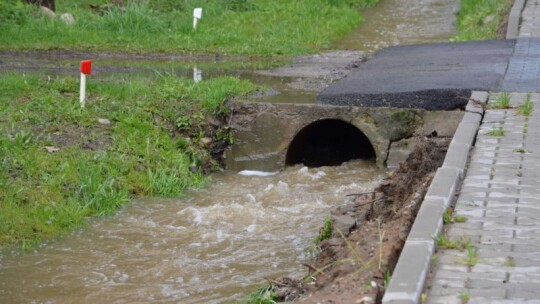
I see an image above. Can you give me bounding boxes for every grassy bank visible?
[0,72,257,248]
[453,0,514,41]
[0,0,378,56]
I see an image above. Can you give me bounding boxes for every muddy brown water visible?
[0,162,383,303]
[0,0,460,302]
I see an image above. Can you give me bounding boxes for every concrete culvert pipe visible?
[285,119,375,167]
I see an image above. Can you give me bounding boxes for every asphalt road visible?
[317,40,516,110]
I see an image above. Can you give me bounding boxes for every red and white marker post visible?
[80,60,92,108]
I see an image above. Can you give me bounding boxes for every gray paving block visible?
[508,0,527,38]
[407,198,446,241]
[453,121,480,147]
[460,112,482,126]
[443,142,471,175]
[425,167,461,206]
[382,241,434,304]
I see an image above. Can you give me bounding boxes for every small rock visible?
[40,6,56,19]
[98,118,111,125]
[189,164,197,173]
[331,214,357,237]
[44,146,60,153]
[483,14,496,24]
[355,296,374,304]
[200,137,212,146]
[60,13,75,25]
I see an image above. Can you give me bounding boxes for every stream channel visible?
[0,0,458,302]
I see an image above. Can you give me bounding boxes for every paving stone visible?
[424,167,461,206]
[469,288,507,300]
[407,198,446,241]
[395,8,540,303]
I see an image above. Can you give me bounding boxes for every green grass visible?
[464,239,478,267]
[453,0,514,41]
[491,92,511,109]
[314,215,333,245]
[0,0,379,56]
[459,289,470,303]
[487,128,505,137]
[454,215,468,223]
[518,94,534,116]
[0,72,257,247]
[435,234,466,250]
[246,283,279,304]
[443,208,468,224]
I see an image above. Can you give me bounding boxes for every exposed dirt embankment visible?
[271,138,449,303]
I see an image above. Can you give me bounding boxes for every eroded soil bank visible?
[267,138,449,303]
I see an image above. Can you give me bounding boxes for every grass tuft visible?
[459,289,470,303]
[246,283,278,304]
[487,128,505,137]
[518,93,534,116]
[491,92,511,109]
[435,234,466,250]
[464,239,478,268]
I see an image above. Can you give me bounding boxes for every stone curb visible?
[507,0,526,39]
[382,91,488,304]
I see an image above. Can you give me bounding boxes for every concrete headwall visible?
[225,102,464,171]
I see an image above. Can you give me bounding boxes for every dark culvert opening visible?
[285,119,376,167]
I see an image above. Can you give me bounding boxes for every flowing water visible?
[0,161,383,303]
[335,0,459,52]
[0,0,460,302]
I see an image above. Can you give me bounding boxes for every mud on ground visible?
[270,137,449,304]
[255,50,365,92]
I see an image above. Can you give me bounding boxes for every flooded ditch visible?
[0,0,460,302]
[0,162,383,303]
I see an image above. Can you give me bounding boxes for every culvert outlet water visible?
[285,119,376,167]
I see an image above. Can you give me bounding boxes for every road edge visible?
[507,0,526,39]
[381,91,489,304]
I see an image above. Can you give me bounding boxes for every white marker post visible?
[80,60,92,108]
[193,8,202,30]
[193,67,202,83]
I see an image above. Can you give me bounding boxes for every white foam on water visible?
[177,207,204,225]
[238,170,279,177]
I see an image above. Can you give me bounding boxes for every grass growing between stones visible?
[487,128,505,137]
[518,94,534,116]
[491,92,511,109]
[0,0,379,56]
[453,0,514,41]
[459,289,471,303]
[464,239,478,268]
[435,234,466,250]
[0,72,257,248]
